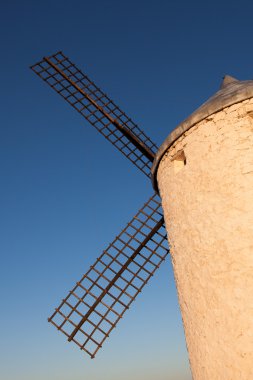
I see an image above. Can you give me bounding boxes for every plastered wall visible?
[157,98,253,380]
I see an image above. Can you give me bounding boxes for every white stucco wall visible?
[157,98,253,380]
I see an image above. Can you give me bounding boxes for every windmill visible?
[31,51,170,359]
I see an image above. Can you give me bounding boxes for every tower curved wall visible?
[157,98,253,379]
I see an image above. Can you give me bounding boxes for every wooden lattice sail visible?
[31,51,169,359]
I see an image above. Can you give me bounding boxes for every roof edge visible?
[151,79,253,193]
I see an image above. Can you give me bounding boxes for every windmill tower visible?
[31,53,253,379]
[152,75,253,379]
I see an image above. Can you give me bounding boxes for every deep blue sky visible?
[1,1,253,379]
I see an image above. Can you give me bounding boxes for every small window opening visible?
[172,150,186,174]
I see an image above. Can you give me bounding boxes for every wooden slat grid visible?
[48,194,169,358]
[31,51,158,178]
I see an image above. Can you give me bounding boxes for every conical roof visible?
[220,75,238,89]
[151,75,253,191]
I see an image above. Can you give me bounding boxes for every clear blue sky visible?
[1,1,253,379]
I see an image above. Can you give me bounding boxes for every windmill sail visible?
[31,51,158,178]
[48,194,169,358]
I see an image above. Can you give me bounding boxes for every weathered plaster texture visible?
[157,99,253,380]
